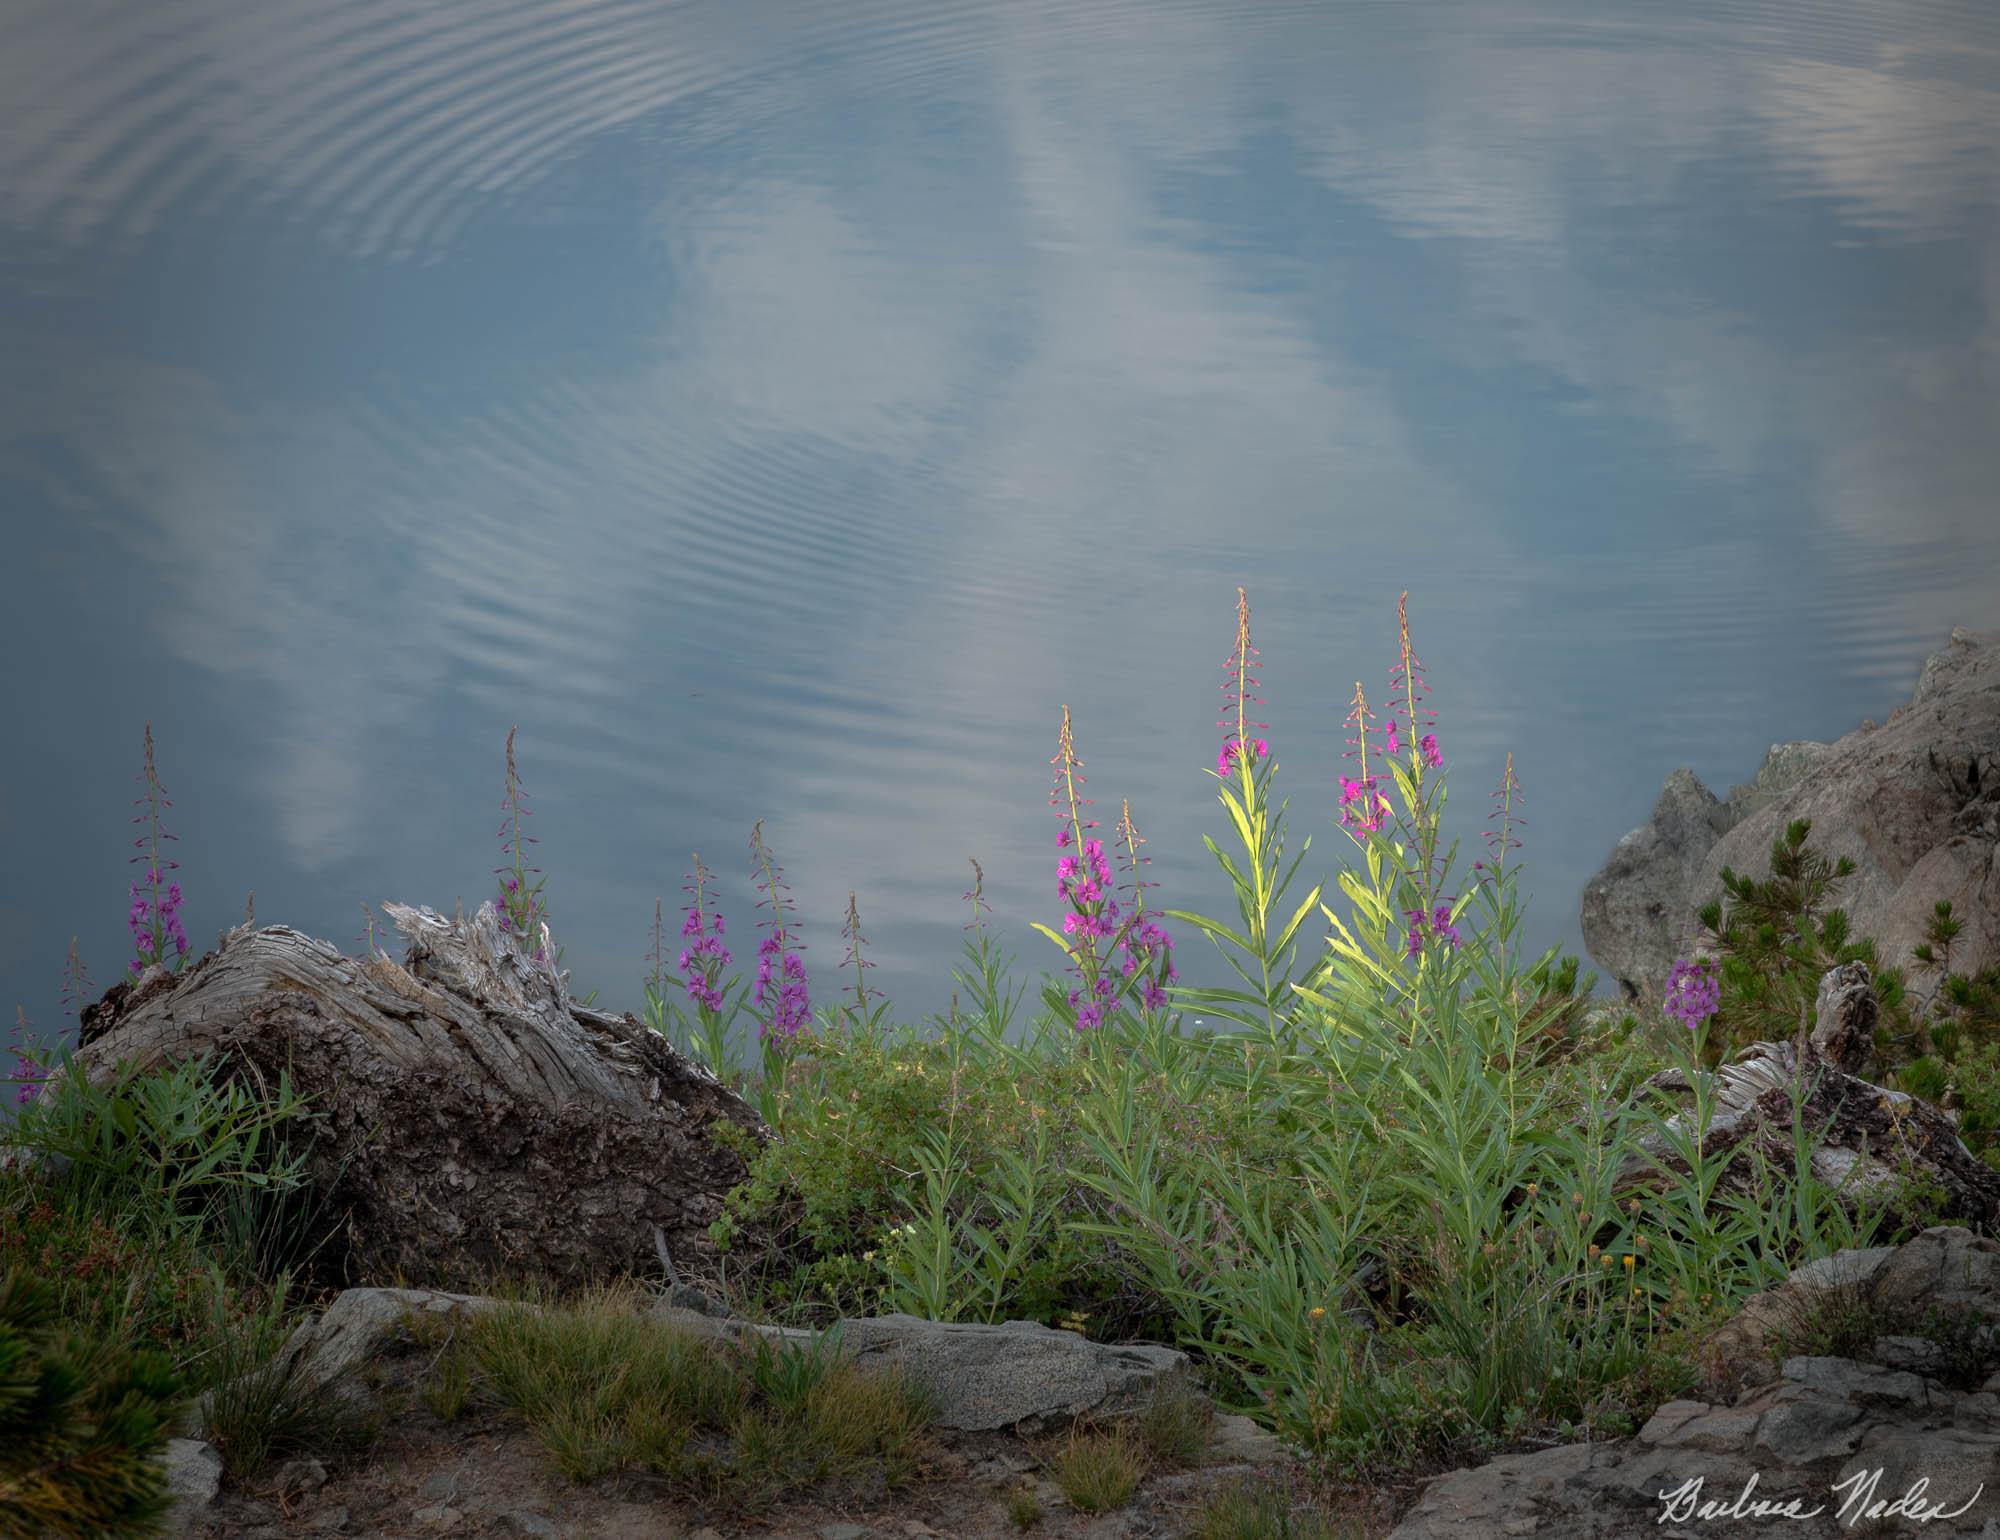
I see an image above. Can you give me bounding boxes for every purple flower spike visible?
[749,821,810,1040]
[127,723,190,978]
[1664,957,1722,1031]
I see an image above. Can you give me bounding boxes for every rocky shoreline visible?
[1580,627,1998,1008]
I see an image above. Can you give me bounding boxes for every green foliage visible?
[3,1048,313,1241]
[1693,819,1882,1062]
[1891,900,2000,1161]
[1158,735,1324,1046]
[1692,826,2000,1162]
[0,1176,231,1372]
[0,1265,186,1540]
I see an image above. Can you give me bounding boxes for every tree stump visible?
[1610,962,2000,1232]
[69,902,773,1291]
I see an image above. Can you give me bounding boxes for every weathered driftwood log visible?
[1610,961,2000,1230]
[70,901,772,1291]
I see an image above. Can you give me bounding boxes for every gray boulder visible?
[266,1285,501,1418]
[649,1307,1192,1434]
[814,1314,1190,1434]
[290,1287,1200,1440]
[157,1438,223,1536]
[1388,1227,2000,1538]
[1582,627,1998,1008]
[1580,766,1747,1004]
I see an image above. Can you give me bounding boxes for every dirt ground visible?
[194,1401,1413,1540]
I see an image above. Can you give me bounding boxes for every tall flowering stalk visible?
[1302,596,1479,1040]
[1030,707,1129,1030]
[641,856,744,1079]
[837,890,893,1038]
[747,823,810,1129]
[1460,753,1531,1008]
[127,723,189,977]
[494,726,550,964]
[1384,592,1452,922]
[946,857,1030,1048]
[8,1007,42,1106]
[59,940,93,1022]
[1337,683,1392,842]
[1162,587,1320,1046]
[748,822,811,1042]
[1112,799,1177,1019]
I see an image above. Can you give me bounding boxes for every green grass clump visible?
[1131,1380,1215,1468]
[195,1275,378,1479]
[1050,1424,1147,1513]
[1190,1479,1349,1540]
[1006,1482,1043,1529]
[455,1292,934,1501]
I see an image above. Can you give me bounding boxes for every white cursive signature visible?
[1657,1470,1984,1526]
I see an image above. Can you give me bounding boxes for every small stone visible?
[418,1471,461,1503]
[1205,1411,1289,1463]
[412,1504,464,1532]
[901,1524,941,1537]
[498,1514,562,1540]
[1873,1335,1954,1376]
[311,1506,352,1534]
[273,1456,329,1496]
[818,1526,869,1540]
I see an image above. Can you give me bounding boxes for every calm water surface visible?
[4,0,1999,1043]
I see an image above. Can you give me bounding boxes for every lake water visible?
[4,0,1999,1050]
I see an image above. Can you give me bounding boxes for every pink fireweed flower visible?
[1049,705,1106,981]
[748,822,811,1039]
[673,861,734,1015]
[1420,734,1443,769]
[1106,798,1177,1018]
[1339,683,1393,839]
[10,1007,44,1106]
[1664,957,1722,1031]
[128,723,190,977]
[1218,738,1269,777]
[1401,898,1463,959]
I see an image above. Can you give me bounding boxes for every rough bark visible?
[68,902,772,1292]
[1609,962,2000,1232]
